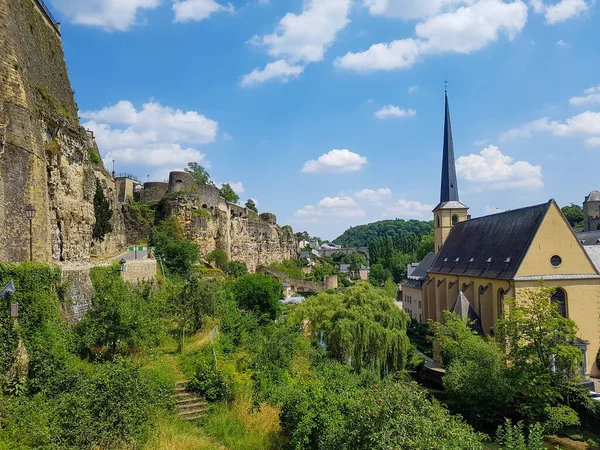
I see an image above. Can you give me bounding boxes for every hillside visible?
[333,219,434,248]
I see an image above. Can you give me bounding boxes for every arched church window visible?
[461,283,468,293]
[551,288,567,318]
[452,215,459,225]
[497,289,505,318]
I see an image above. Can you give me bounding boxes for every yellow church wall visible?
[425,273,513,335]
[514,280,600,377]
[517,202,598,277]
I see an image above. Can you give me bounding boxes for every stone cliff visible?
[0,0,126,262]
[150,172,297,272]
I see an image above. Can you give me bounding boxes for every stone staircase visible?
[175,381,208,421]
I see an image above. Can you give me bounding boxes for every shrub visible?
[92,180,113,241]
[223,261,248,278]
[151,218,199,276]
[88,148,101,164]
[233,274,282,320]
[206,249,228,269]
[188,357,233,403]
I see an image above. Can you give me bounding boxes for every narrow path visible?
[175,381,208,421]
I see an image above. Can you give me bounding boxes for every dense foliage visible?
[233,274,282,320]
[185,162,213,186]
[245,199,258,212]
[333,219,433,248]
[151,216,200,276]
[219,183,240,204]
[92,179,113,241]
[561,203,584,228]
[298,283,411,374]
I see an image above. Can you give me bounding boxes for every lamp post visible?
[24,204,36,262]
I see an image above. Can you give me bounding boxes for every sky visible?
[48,0,600,240]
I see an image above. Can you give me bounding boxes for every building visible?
[422,90,600,376]
[584,191,600,232]
[340,264,370,281]
[401,253,436,322]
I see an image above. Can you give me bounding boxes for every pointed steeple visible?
[440,90,459,203]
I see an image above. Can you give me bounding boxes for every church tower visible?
[433,90,469,253]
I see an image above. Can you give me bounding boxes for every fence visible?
[34,0,61,34]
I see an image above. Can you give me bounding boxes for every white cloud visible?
[556,39,567,46]
[82,100,218,180]
[354,188,392,202]
[295,198,366,219]
[456,145,543,190]
[335,0,527,72]
[216,181,245,193]
[385,199,434,218]
[500,112,600,145]
[363,0,474,20]
[375,105,416,119]
[241,60,305,87]
[570,85,600,105]
[242,0,351,85]
[173,0,233,22]
[408,85,418,94]
[585,137,600,148]
[302,149,368,173]
[49,0,159,31]
[533,0,591,24]
[318,196,358,208]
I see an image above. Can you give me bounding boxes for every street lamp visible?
[24,204,36,262]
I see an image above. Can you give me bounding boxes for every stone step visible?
[175,380,190,386]
[177,397,207,406]
[178,407,208,418]
[178,402,208,412]
[179,412,205,421]
[175,392,194,399]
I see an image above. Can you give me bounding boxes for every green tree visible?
[384,278,398,299]
[185,162,213,185]
[219,183,239,204]
[296,283,411,374]
[151,217,199,276]
[223,261,248,278]
[245,199,258,212]
[415,232,435,261]
[495,285,583,424]
[435,312,514,425]
[561,203,584,228]
[496,420,545,450]
[92,180,113,241]
[369,263,392,286]
[206,248,228,269]
[233,274,282,320]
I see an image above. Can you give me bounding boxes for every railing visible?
[34,0,61,35]
[115,173,140,182]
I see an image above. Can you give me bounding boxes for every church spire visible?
[440,90,459,203]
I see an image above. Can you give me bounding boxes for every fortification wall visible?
[141,182,168,204]
[0,0,126,262]
[161,194,297,272]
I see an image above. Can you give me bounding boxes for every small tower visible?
[583,191,600,231]
[433,90,469,253]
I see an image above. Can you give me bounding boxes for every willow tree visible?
[297,282,411,374]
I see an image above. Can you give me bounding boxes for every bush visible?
[188,357,233,403]
[151,218,199,276]
[206,249,228,269]
[223,261,248,278]
[233,274,282,320]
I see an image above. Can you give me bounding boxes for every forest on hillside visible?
[333,219,434,248]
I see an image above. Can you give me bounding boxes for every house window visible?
[552,288,567,318]
[452,215,459,225]
[550,255,562,267]
[436,216,441,227]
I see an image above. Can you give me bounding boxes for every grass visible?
[144,416,222,450]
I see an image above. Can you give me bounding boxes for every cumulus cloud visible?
[363,0,474,20]
[173,0,234,22]
[385,199,434,218]
[302,149,368,173]
[456,145,543,190]
[242,0,351,85]
[531,0,590,24]
[408,85,419,94]
[375,105,416,119]
[570,85,600,105]
[354,188,392,202]
[49,0,159,31]
[241,60,304,87]
[81,100,218,180]
[335,0,527,72]
[500,111,600,146]
[295,199,366,219]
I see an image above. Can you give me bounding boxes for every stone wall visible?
[0,0,126,262]
[161,194,297,272]
[123,259,157,283]
[141,182,168,204]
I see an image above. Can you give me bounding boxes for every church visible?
[422,91,600,377]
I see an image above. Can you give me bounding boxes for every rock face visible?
[0,0,126,262]
[155,175,297,272]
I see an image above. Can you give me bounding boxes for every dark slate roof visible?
[451,292,483,335]
[409,253,436,280]
[429,201,552,280]
[440,91,460,204]
[585,191,600,202]
[576,230,600,246]
[403,278,423,289]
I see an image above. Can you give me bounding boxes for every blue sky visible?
[49,0,600,239]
